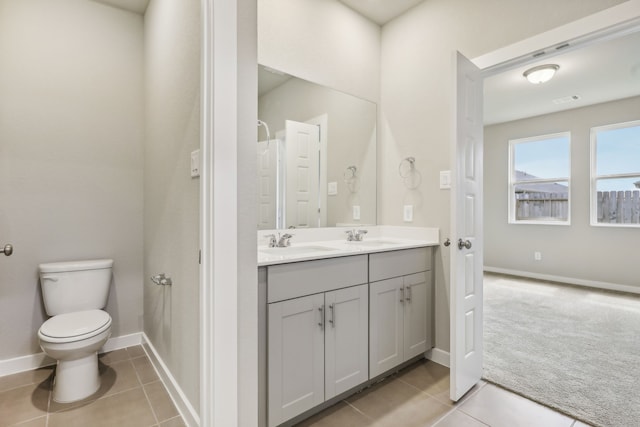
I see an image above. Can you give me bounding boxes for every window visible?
[508,133,571,224]
[591,120,640,227]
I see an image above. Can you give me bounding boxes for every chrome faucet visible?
[345,229,368,241]
[266,232,294,247]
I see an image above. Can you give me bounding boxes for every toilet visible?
[38,259,114,403]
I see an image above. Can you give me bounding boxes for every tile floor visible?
[0,346,185,427]
[1,349,594,427]
[296,358,592,427]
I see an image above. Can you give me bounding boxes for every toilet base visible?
[53,352,100,403]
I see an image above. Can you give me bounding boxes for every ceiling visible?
[92,0,150,15]
[338,0,425,25]
[484,30,640,125]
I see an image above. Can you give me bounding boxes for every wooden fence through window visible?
[515,191,640,223]
[597,190,640,224]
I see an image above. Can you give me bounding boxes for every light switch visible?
[328,181,338,196]
[191,150,200,178]
[403,205,413,222]
[440,170,451,189]
[353,205,361,220]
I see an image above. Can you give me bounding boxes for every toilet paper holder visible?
[151,273,172,286]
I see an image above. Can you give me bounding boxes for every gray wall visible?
[379,0,627,353]
[485,95,640,288]
[143,0,201,413]
[258,0,381,103]
[0,0,144,360]
[258,77,377,227]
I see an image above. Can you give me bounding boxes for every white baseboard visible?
[142,333,200,427]
[426,348,450,368]
[484,267,640,295]
[0,332,143,377]
[101,332,143,352]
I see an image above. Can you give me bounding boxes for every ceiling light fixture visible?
[523,64,559,84]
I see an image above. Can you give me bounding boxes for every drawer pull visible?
[318,305,324,330]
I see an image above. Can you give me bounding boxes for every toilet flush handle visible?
[0,244,13,256]
[41,275,59,282]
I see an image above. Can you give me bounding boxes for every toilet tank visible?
[39,259,114,316]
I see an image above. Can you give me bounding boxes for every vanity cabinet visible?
[369,248,433,378]
[267,256,368,427]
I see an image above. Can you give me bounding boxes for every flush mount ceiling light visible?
[523,64,560,84]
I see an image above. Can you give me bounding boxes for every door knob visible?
[443,238,451,247]
[1,244,13,256]
[458,239,472,250]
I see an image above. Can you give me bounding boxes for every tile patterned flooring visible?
[296,359,592,427]
[0,346,185,427]
[1,348,593,427]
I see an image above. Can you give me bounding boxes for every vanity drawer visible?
[369,247,431,282]
[267,255,367,303]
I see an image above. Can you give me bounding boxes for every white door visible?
[257,139,277,229]
[369,277,404,377]
[403,272,429,360]
[324,284,368,399]
[450,51,484,401]
[268,294,325,427]
[284,120,320,228]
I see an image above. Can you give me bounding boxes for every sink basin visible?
[347,239,402,247]
[259,245,337,255]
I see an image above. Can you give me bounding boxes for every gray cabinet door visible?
[369,277,404,377]
[325,284,369,399]
[268,293,325,427]
[403,272,430,360]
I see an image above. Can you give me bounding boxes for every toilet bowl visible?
[37,259,114,403]
[38,310,112,403]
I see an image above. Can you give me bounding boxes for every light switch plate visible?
[328,181,338,196]
[191,150,200,178]
[440,170,451,189]
[353,205,361,220]
[403,205,413,222]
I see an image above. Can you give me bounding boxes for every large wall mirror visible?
[257,65,377,230]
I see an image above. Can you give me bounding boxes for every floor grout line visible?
[342,399,375,421]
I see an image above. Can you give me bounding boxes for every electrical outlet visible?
[534,251,542,261]
[403,205,413,222]
[353,205,361,220]
[190,150,200,178]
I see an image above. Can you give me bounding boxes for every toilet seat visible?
[39,310,112,343]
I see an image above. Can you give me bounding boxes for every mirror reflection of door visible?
[284,120,321,228]
[257,139,279,229]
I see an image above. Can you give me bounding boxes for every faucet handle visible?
[265,234,277,247]
[355,229,368,241]
[345,230,355,241]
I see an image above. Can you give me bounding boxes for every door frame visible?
[200,0,258,426]
[450,0,640,400]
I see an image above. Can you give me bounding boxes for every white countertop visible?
[257,226,439,266]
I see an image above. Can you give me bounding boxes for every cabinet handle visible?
[329,304,335,327]
[406,285,412,302]
[400,286,405,303]
[318,305,324,330]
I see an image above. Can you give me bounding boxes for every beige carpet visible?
[483,273,640,427]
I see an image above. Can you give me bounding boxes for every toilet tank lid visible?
[39,259,114,273]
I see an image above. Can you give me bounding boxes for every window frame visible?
[590,119,640,228]
[508,132,571,225]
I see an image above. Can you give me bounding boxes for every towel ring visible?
[343,166,357,180]
[344,166,359,193]
[399,157,421,190]
[398,157,415,178]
